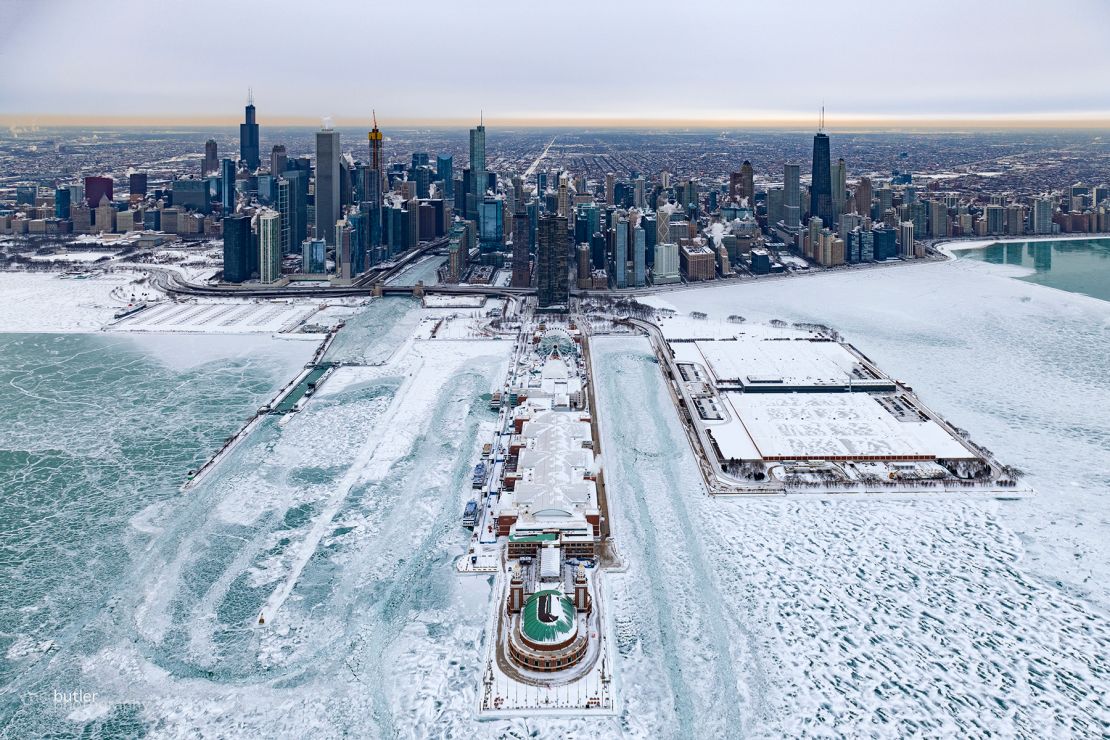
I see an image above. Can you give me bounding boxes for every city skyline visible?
[3,0,1110,128]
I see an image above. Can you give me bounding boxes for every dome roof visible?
[520,589,577,644]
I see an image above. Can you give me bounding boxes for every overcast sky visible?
[2,0,1109,125]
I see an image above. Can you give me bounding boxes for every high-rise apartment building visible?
[258,209,282,283]
[783,163,801,228]
[536,214,568,307]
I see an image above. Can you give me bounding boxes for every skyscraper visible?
[437,155,454,197]
[783,164,801,228]
[536,213,568,307]
[222,214,253,283]
[855,176,873,216]
[204,139,218,176]
[612,215,628,288]
[468,119,486,218]
[831,157,846,215]
[739,160,754,204]
[511,209,532,288]
[258,209,282,283]
[315,125,340,245]
[810,132,834,226]
[240,92,260,171]
[220,158,236,213]
[84,176,113,209]
[270,144,287,176]
[632,225,646,287]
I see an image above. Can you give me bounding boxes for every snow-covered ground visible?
[110,299,319,334]
[0,271,159,332]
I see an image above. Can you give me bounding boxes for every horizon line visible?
[3,112,1110,131]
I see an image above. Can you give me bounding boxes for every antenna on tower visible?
[248,87,254,106]
[372,109,378,128]
[480,109,484,126]
[819,104,825,132]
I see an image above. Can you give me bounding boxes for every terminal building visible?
[497,344,600,559]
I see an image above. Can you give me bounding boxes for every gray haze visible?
[2,0,1108,122]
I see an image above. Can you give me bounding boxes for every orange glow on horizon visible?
[2,112,1109,130]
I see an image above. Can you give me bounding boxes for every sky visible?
[2,0,1109,127]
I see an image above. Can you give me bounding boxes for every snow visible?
[729,392,973,460]
[110,299,319,334]
[0,271,158,332]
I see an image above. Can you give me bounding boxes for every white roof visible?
[730,393,975,460]
[540,545,562,579]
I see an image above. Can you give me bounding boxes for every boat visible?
[462,500,479,528]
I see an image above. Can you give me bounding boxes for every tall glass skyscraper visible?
[315,127,340,245]
[239,94,260,171]
[536,214,568,307]
[810,133,834,226]
[467,121,486,218]
[220,158,236,213]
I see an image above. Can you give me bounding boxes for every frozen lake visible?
[2,253,1109,736]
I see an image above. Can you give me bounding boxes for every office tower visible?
[728,171,741,199]
[220,158,236,213]
[653,242,680,284]
[414,165,433,199]
[767,188,784,225]
[783,163,801,228]
[577,243,592,289]
[632,225,646,287]
[270,145,287,176]
[94,196,115,233]
[239,92,260,170]
[129,173,147,199]
[437,155,454,197]
[511,210,531,287]
[739,160,754,204]
[831,158,846,215]
[84,176,112,208]
[899,221,915,258]
[602,172,614,205]
[855,176,873,215]
[611,215,628,288]
[275,178,292,254]
[53,187,71,219]
[446,227,462,283]
[478,196,504,251]
[173,178,209,211]
[633,176,645,209]
[204,139,218,176]
[222,214,253,282]
[315,126,340,245]
[301,238,327,274]
[13,184,34,206]
[536,214,568,307]
[810,131,834,226]
[258,209,282,283]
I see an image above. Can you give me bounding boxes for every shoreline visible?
[934,232,1110,258]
